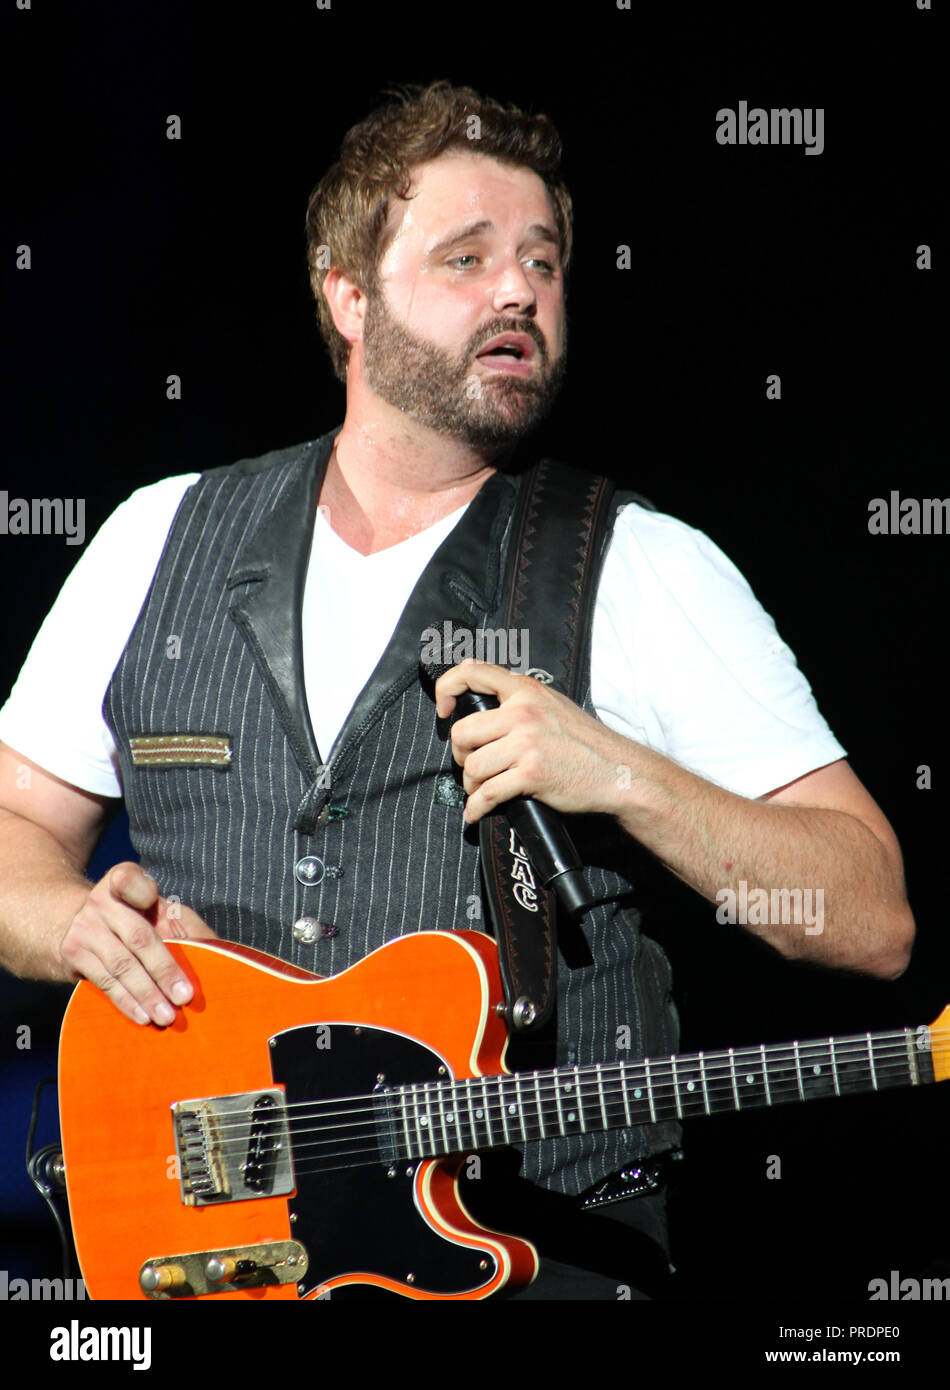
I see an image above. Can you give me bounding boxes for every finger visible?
[462,767,529,825]
[62,912,185,1026]
[62,941,153,1026]
[459,736,519,793]
[434,660,526,719]
[107,861,160,912]
[450,706,512,761]
[89,894,196,1018]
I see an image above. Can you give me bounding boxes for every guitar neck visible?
[390,1023,939,1161]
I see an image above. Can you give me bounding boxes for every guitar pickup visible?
[172,1088,294,1207]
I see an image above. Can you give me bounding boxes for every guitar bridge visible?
[172,1089,294,1207]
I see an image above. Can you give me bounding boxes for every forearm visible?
[607,739,913,979]
[0,809,92,982]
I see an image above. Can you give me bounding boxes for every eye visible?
[448,254,479,270]
[524,257,555,276]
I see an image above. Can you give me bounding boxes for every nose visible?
[489,259,538,316]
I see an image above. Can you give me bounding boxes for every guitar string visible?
[195,1038,950,1155]
[188,1047,947,1178]
[195,1029,949,1144]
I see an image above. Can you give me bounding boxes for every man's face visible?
[359,152,567,448]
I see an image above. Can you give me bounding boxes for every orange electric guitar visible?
[58,929,949,1301]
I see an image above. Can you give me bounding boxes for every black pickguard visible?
[269,1024,497,1299]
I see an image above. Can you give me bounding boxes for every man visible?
[0,81,913,1299]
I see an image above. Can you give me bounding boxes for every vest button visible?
[293,916,328,945]
[294,855,325,885]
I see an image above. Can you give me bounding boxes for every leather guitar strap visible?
[479,459,617,1032]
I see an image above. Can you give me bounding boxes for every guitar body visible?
[58,930,539,1300]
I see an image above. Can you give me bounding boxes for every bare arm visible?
[0,741,216,1024]
[436,663,914,981]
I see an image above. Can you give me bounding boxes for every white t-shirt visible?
[0,472,846,802]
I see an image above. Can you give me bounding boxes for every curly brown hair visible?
[305,80,573,382]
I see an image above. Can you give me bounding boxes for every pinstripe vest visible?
[104,426,681,1195]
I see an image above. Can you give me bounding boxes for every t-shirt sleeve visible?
[0,473,200,797]
[591,502,847,800]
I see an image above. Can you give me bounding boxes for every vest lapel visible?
[225,428,338,780]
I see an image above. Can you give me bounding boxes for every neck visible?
[319,396,513,555]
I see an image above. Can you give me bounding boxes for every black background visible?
[1,0,946,1335]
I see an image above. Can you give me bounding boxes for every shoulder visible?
[606,499,756,601]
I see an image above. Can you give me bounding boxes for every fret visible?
[760,1044,772,1105]
[412,1084,435,1157]
[595,1065,610,1130]
[792,1041,805,1101]
[729,1046,768,1110]
[601,1063,631,1130]
[480,1076,495,1146]
[698,1052,742,1115]
[513,1073,529,1141]
[729,1048,740,1110]
[552,1072,583,1136]
[760,1045,802,1107]
[436,1082,452,1155]
[905,1028,920,1086]
[464,1077,482,1150]
[618,1062,633,1127]
[669,1056,683,1119]
[621,1061,652,1125]
[532,1073,546,1138]
[570,1067,587,1133]
[668,1054,708,1119]
[797,1041,838,1102]
[643,1057,657,1122]
[829,1037,840,1096]
[870,1031,914,1093]
[451,1084,466,1152]
[497,1075,525,1143]
[699,1051,711,1113]
[867,1034,878,1091]
[497,1077,513,1144]
[399,1085,413,1160]
[537,1069,561,1137]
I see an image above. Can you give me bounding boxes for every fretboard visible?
[382,1025,935,1163]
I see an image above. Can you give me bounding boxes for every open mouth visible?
[475,333,536,377]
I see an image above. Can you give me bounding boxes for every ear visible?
[321,267,369,349]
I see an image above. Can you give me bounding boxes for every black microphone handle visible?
[449,685,590,918]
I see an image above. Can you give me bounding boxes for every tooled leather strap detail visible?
[482,460,616,1030]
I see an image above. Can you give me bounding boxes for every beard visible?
[360,285,567,449]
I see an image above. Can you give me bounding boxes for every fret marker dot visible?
[812,1065,821,1075]
[508,1104,517,1115]
[475,1109,484,1120]
[686,1081,695,1092]
[446,1113,454,1124]
[564,1083,573,1093]
[420,1116,428,1126]
[634,1088,642,1099]
[746,1075,754,1085]
[568,1112,577,1122]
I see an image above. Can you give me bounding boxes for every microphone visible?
[421,636,591,919]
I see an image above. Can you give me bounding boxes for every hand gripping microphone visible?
[421,640,591,919]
